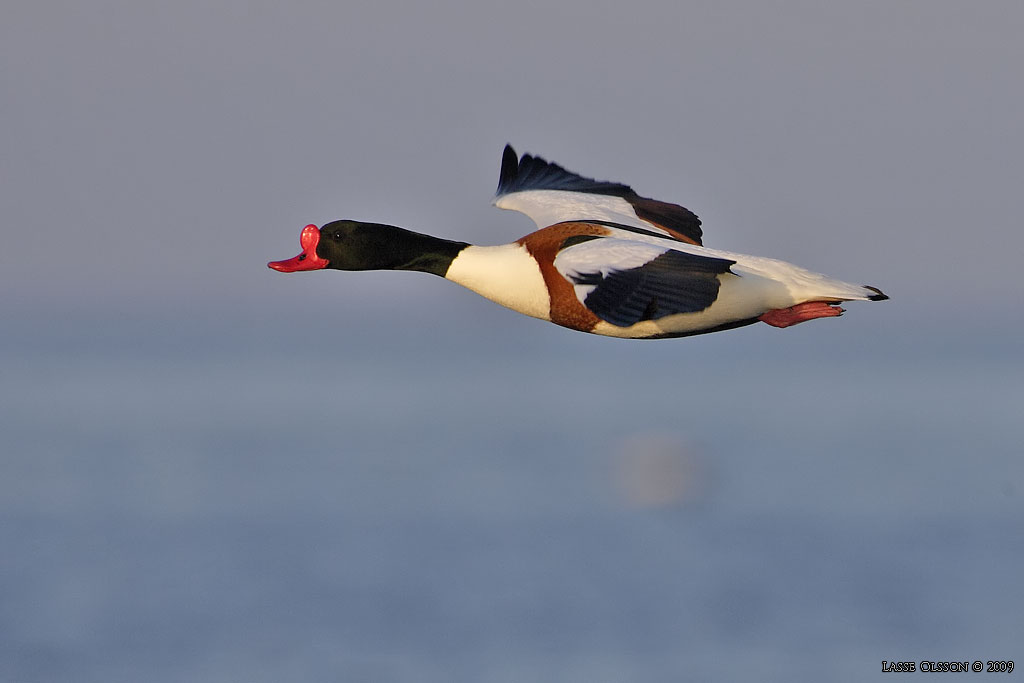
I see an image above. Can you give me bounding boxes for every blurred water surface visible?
[2,310,1022,683]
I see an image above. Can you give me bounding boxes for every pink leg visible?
[758,301,844,328]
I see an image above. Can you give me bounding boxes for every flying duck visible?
[269,145,887,339]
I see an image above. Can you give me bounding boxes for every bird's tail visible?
[862,285,889,301]
[813,281,889,303]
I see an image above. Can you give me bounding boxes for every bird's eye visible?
[333,230,343,240]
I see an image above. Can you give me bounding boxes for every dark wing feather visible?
[496,144,703,245]
[496,144,634,197]
[569,249,735,328]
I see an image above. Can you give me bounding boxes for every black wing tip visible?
[495,144,704,246]
[495,143,635,198]
[497,143,520,195]
[496,143,521,196]
[864,285,889,301]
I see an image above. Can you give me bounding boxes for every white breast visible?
[445,244,551,321]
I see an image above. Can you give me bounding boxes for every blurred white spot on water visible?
[613,433,711,508]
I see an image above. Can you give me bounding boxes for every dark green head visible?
[268,220,468,276]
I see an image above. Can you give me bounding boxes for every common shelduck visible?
[269,145,888,339]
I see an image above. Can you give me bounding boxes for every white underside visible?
[589,272,786,338]
[568,227,874,338]
[444,227,876,339]
[568,229,875,338]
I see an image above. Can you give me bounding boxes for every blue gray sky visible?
[4,0,1023,330]
[3,7,1023,678]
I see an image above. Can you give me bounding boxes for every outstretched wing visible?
[494,144,704,246]
[553,236,734,327]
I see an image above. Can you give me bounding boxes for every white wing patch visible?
[553,238,671,305]
[494,189,676,238]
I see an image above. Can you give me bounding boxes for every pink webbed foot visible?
[758,301,844,328]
